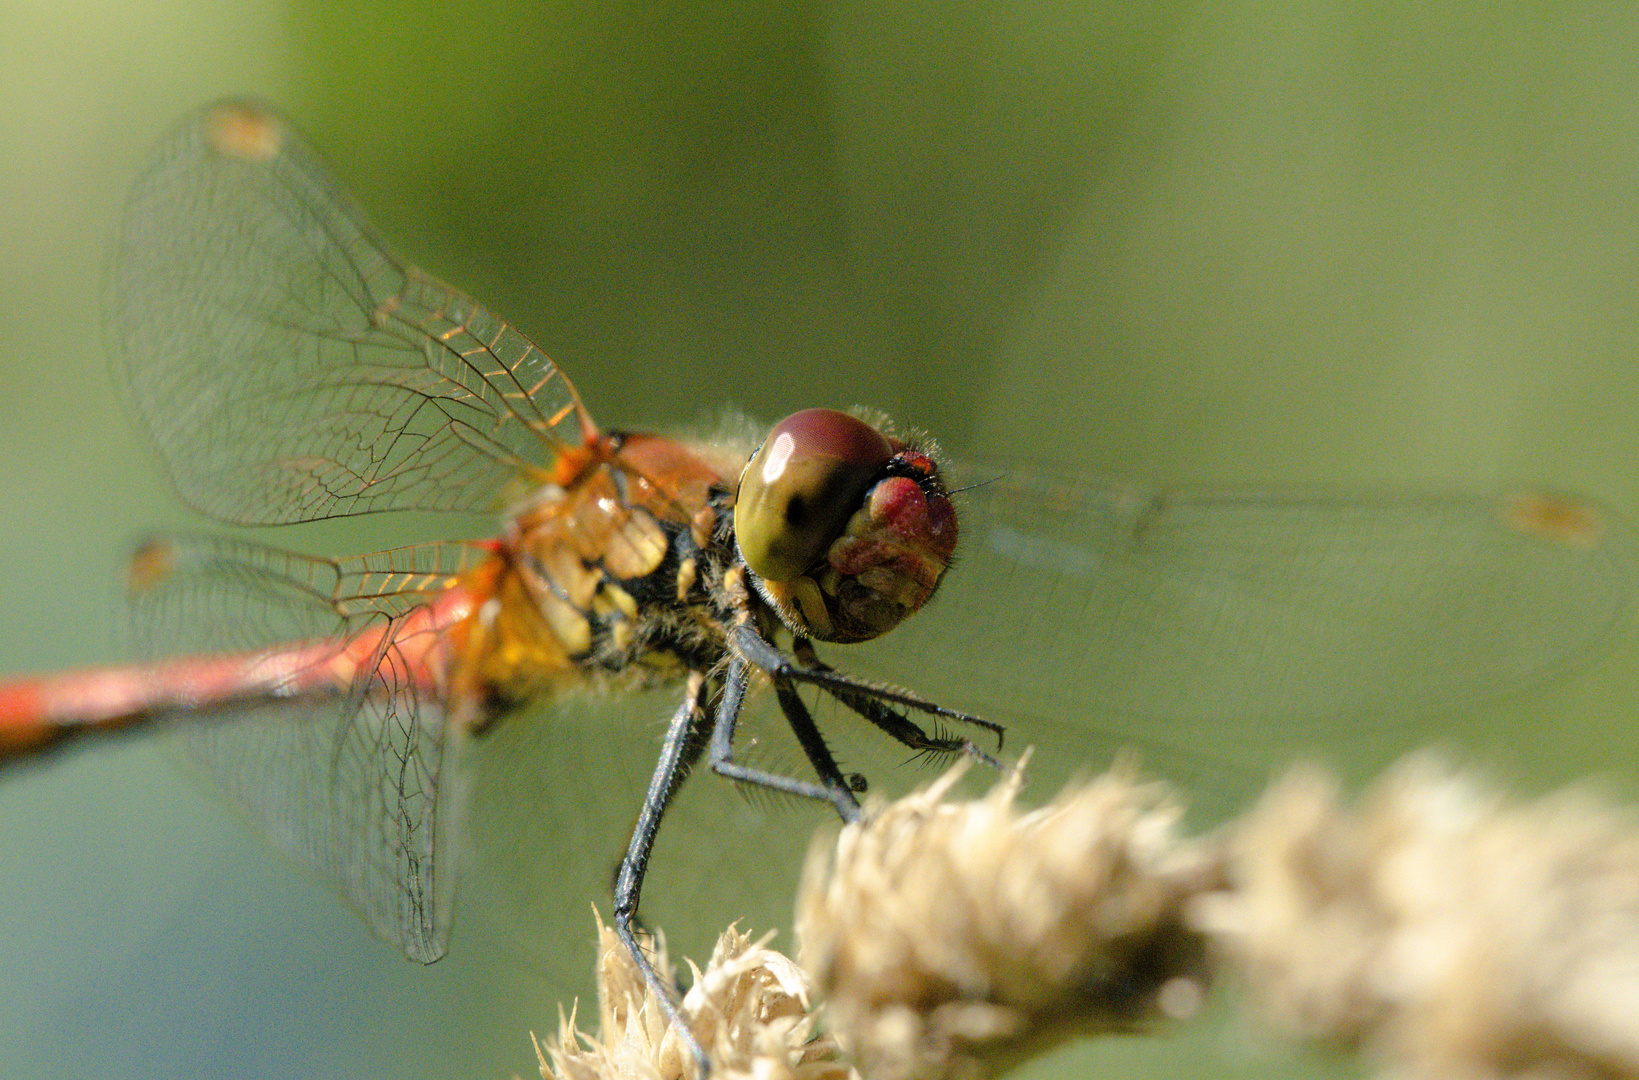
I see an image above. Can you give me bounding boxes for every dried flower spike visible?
[538,913,855,1080]
[798,756,1214,1080]
[1197,753,1639,1080]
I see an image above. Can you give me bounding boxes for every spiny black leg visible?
[614,671,713,1078]
[784,640,1001,767]
[816,680,1002,770]
[708,654,862,822]
[611,706,711,937]
[735,624,1006,750]
[772,678,859,794]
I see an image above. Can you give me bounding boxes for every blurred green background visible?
[3,2,1639,1079]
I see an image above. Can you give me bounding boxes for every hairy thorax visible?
[450,431,751,724]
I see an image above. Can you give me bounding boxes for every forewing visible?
[874,472,1637,733]
[132,535,486,961]
[105,98,591,525]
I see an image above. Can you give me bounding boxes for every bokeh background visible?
[3,3,1639,1079]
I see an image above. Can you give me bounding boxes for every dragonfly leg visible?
[613,670,713,1077]
[818,679,1002,770]
[733,625,1006,758]
[708,654,863,823]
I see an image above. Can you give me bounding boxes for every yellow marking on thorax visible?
[459,558,582,707]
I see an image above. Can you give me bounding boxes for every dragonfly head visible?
[734,408,958,643]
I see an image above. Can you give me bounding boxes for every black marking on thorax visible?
[581,482,741,674]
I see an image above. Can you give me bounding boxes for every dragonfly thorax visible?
[457,431,749,718]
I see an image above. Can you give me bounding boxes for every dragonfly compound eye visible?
[735,409,958,643]
[736,409,892,582]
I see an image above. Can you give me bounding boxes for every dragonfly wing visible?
[132,535,484,961]
[106,99,592,526]
[874,472,1638,733]
[180,681,463,963]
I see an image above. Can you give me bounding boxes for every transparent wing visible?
[865,472,1637,738]
[132,534,486,961]
[105,98,592,525]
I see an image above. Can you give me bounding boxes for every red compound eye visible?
[734,409,892,583]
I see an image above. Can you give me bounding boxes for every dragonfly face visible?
[734,407,959,643]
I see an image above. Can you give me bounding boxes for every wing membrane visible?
[876,473,1637,733]
[105,99,590,525]
[132,534,484,961]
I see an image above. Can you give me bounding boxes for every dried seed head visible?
[1197,753,1639,1079]
[797,757,1215,1080]
[538,914,855,1080]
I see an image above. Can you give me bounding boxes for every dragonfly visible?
[0,98,1011,1062]
[2,98,1635,1066]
